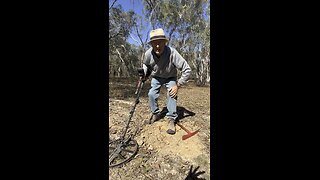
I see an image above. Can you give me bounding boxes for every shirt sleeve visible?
[142,50,152,77]
[172,49,192,85]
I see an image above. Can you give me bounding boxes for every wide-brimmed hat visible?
[148,28,169,44]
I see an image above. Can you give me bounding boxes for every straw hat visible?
[148,28,169,44]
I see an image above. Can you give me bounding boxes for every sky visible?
[110,0,210,46]
[111,0,149,45]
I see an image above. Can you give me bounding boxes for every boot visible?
[166,118,176,135]
[145,113,161,125]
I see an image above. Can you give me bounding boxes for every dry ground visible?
[109,77,210,180]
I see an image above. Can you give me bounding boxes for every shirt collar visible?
[152,46,168,59]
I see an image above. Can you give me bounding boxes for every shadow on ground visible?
[155,106,196,122]
[146,106,196,125]
[185,165,206,180]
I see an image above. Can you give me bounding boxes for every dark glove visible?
[137,68,148,82]
[137,68,145,77]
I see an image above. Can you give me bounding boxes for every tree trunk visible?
[206,55,210,83]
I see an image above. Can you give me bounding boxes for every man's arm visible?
[172,49,192,86]
[141,49,152,79]
[168,49,191,98]
[142,64,152,78]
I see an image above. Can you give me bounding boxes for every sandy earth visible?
[109,78,210,180]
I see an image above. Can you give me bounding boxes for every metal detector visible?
[109,68,146,168]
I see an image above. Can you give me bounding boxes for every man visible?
[142,28,191,135]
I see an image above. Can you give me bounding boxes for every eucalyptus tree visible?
[128,13,150,66]
[142,0,210,85]
[109,4,138,77]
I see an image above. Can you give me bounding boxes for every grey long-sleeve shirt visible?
[143,46,191,85]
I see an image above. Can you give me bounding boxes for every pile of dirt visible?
[109,78,210,179]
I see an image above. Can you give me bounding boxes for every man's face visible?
[151,39,166,56]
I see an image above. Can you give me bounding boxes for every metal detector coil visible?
[109,137,138,167]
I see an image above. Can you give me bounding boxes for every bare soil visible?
[109,77,210,180]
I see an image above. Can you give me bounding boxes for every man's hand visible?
[137,68,147,81]
[137,68,145,77]
[169,84,178,98]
